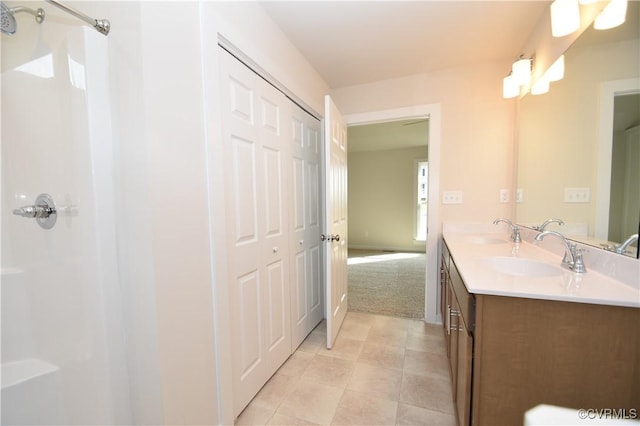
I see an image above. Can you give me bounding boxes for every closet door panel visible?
[237,270,261,380]
[220,48,291,417]
[293,251,308,325]
[231,137,258,244]
[290,108,324,349]
[263,146,284,238]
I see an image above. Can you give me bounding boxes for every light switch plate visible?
[499,189,510,203]
[442,190,463,204]
[564,187,591,203]
[516,188,523,203]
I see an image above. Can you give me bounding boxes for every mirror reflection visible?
[516,2,639,258]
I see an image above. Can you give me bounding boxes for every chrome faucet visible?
[535,230,586,273]
[533,218,564,232]
[492,218,521,243]
[613,234,638,255]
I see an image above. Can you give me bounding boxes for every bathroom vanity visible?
[441,232,640,426]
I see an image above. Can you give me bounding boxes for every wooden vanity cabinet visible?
[441,240,474,426]
[441,238,640,426]
[471,295,639,425]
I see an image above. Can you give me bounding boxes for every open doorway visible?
[346,118,429,319]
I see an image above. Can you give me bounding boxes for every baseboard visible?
[348,244,425,253]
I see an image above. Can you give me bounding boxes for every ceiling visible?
[260,1,550,89]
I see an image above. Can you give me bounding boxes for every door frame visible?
[595,78,640,241]
[343,104,442,324]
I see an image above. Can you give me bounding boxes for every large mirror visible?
[516,1,640,258]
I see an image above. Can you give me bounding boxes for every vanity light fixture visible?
[551,0,580,37]
[531,77,550,95]
[512,56,532,86]
[594,0,627,30]
[503,74,520,98]
[546,55,565,82]
[503,56,533,99]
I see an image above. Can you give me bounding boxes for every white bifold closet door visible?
[218,47,323,417]
[289,103,325,349]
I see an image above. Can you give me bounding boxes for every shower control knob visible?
[12,193,57,230]
[13,205,39,218]
[14,205,54,218]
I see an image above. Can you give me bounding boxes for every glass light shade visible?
[578,0,599,4]
[551,0,580,37]
[512,58,532,86]
[503,75,519,99]
[546,55,565,82]
[531,77,550,95]
[594,0,627,30]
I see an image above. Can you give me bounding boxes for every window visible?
[416,160,428,241]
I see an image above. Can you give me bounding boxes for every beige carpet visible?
[347,249,426,319]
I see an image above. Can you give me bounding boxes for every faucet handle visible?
[572,248,587,273]
[561,242,577,266]
[512,227,521,243]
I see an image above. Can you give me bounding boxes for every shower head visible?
[1,2,45,36]
[1,3,17,35]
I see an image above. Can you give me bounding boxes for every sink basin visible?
[481,256,563,278]
[463,236,508,245]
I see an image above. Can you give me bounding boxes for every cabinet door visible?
[440,260,448,333]
[456,318,473,426]
[448,285,459,398]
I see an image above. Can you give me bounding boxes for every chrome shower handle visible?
[13,205,54,218]
[12,194,57,229]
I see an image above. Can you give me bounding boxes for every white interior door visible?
[219,48,292,416]
[289,107,324,349]
[324,95,348,349]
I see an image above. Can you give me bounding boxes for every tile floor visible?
[235,312,456,426]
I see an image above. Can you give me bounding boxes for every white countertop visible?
[443,232,640,308]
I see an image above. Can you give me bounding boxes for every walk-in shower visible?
[1,0,110,36]
[2,0,126,423]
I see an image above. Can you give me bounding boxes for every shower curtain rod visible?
[46,0,110,35]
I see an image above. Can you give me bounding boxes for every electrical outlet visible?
[499,189,510,203]
[516,188,523,203]
[442,190,463,204]
[564,187,591,203]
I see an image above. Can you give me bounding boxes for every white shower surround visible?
[1,24,130,424]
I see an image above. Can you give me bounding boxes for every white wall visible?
[332,61,517,230]
[349,147,427,251]
[84,1,220,424]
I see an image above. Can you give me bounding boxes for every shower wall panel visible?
[1,23,130,425]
